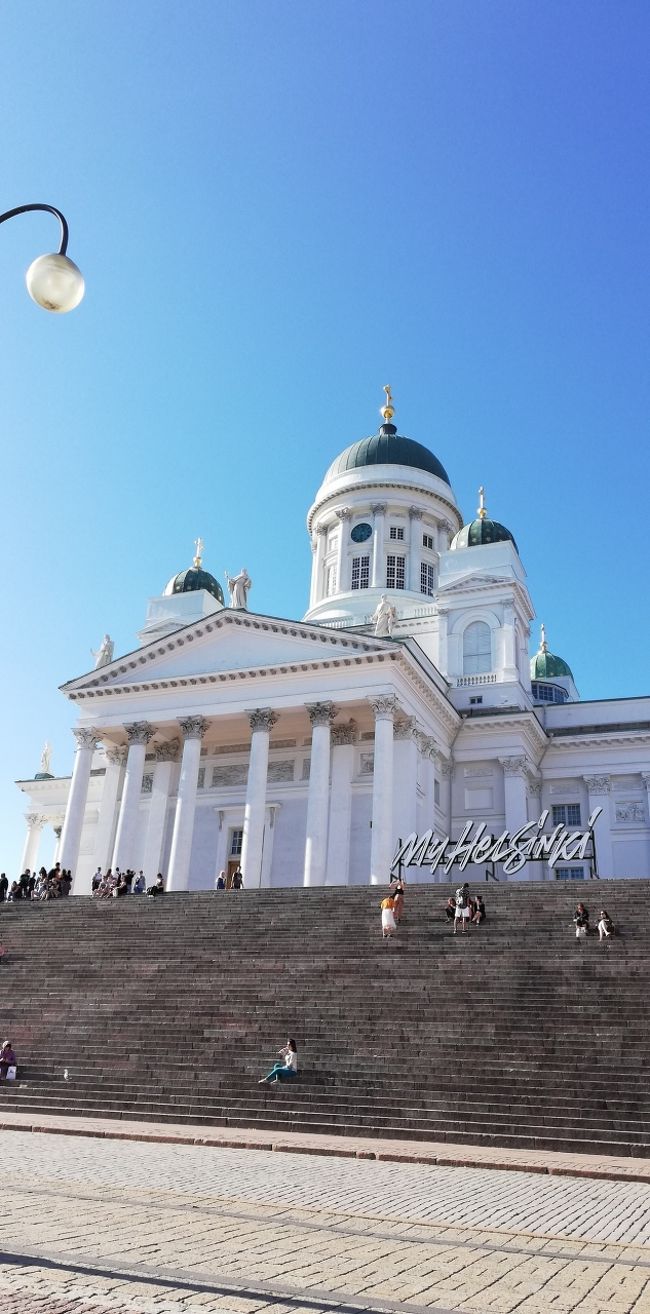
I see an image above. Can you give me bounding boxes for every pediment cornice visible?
[61,610,397,696]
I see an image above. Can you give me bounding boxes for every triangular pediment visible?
[61,611,393,694]
[438,572,506,595]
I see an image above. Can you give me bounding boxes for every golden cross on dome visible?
[380,384,395,423]
[477,486,487,519]
[193,536,204,568]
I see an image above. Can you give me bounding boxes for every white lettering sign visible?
[391,809,602,877]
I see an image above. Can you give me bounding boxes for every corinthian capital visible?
[394,716,417,741]
[25,813,47,830]
[371,502,387,516]
[408,506,423,521]
[154,739,180,762]
[369,695,399,722]
[247,707,279,734]
[306,701,338,728]
[583,774,611,794]
[105,746,127,767]
[179,716,208,741]
[335,506,352,522]
[125,721,156,747]
[499,755,528,777]
[332,719,358,747]
[73,727,99,751]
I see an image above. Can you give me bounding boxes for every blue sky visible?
[2,0,649,869]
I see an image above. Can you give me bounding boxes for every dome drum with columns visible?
[16,388,650,889]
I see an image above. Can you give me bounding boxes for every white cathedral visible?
[17,390,650,890]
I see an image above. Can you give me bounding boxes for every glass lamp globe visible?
[25,252,85,313]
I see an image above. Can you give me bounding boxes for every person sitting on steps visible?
[258,1038,298,1084]
[597,908,614,940]
[445,896,456,922]
[573,902,590,939]
[0,1040,16,1082]
[471,894,486,924]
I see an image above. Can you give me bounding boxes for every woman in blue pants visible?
[258,1038,298,1083]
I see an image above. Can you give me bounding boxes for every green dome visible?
[164,566,224,606]
[530,649,573,680]
[530,627,573,681]
[451,518,518,552]
[325,423,451,486]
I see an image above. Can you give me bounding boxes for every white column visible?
[52,823,63,865]
[112,722,156,873]
[326,721,358,885]
[419,736,435,829]
[167,718,208,892]
[143,739,179,882]
[642,775,650,825]
[303,701,337,887]
[392,717,418,855]
[93,746,126,876]
[408,507,423,592]
[369,695,397,884]
[526,780,545,878]
[310,525,328,607]
[502,601,518,681]
[583,775,613,878]
[60,727,99,881]
[261,805,280,887]
[439,756,453,830]
[437,606,449,678]
[241,708,278,888]
[500,756,530,879]
[335,507,352,593]
[20,813,47,874]
[371,503,387,588]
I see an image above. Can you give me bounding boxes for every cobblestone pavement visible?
[3,1131,650,1313]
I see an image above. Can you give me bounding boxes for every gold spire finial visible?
[477,485,487,519]
[540,622,548,652]
[380,384,395,423]
[193,536,204,569]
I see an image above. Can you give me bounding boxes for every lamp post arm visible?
[0,204,69,255]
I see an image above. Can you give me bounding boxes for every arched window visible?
[463,621,492,675]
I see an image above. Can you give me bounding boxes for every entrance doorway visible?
[226,827,243,889]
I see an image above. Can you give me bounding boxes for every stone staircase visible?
[0,881,648,1156]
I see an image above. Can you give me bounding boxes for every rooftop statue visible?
[91,633,114,668]
[225,568,252,610]
[371,595,397,638]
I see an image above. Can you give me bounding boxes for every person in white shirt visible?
[258,1039,298,1084]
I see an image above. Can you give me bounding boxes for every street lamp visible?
[0,203,84,312]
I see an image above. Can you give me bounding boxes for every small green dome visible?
[451,518,518,552]
[450,487,517,553]
[164,566,224,606]
[530,626,573,681]
[325,423,451,486]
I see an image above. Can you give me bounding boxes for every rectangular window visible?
[552,804,581,827]
[230,828,243,856]
[351,555,370,590]
[555,867,584,880]
[386,554,405,589]
[422,533,434,550]
[469,696,483,706]
[325,563,337,596]
[420,561,435,596]
[389,525,405,541]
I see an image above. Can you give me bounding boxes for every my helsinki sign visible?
[391,809,602,878]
